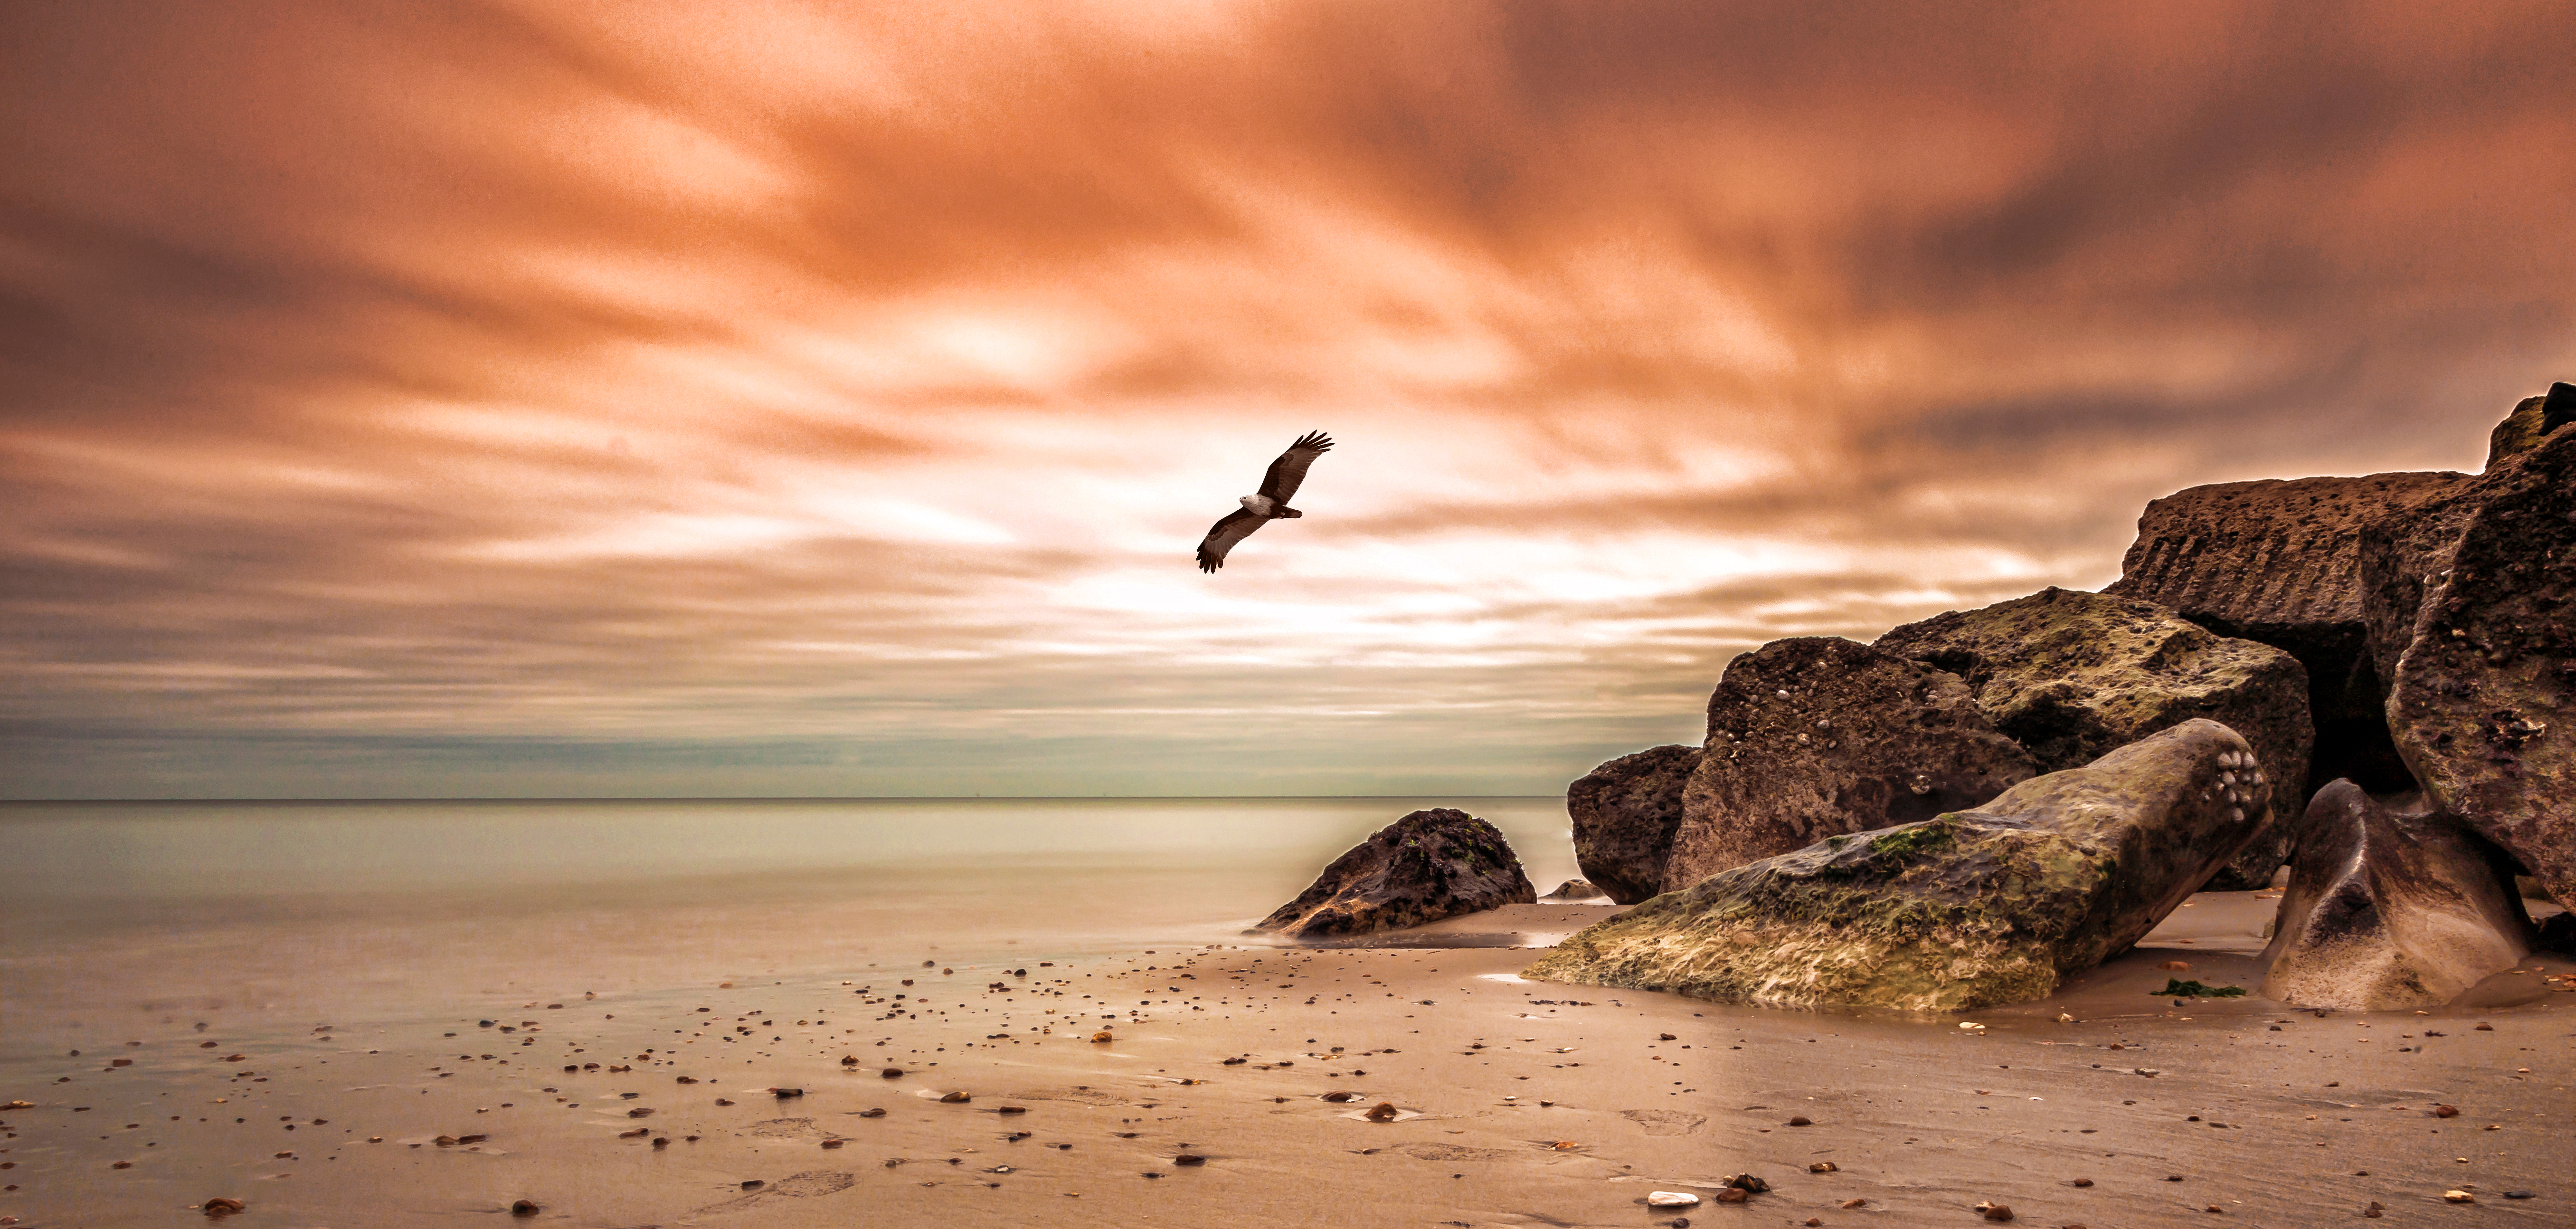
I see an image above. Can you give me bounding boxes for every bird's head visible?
[1239,494,1276,515]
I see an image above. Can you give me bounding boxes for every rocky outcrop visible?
[1875,588,2311,889]
[1666,638,2037,894]
[1568,745,1699,904]
[1257,809,1536,940]
[1542,878,1605,900]
[2258,781,2535,1010]
[1525,721,2271,1012]
[2358,425,2576,906]
[2103,472,2466,796]
[2484,393,2552,470]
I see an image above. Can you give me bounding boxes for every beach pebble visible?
[1646,1191,1701,1208]
[821,1139,843,1149]
[2431,1104,2459,1117]
[510,1200,540,1217]
[1975,1200,2015,1221]
[1808,1161,1838,1173]
[1365,1102,1399,1122]
[881,1068,903,1078]
[1713,1188,1748,1203]
[201,1198,245,1218]
[2071,1177,2093,1187]
[1091,1031,1114,1043]
[1787,1115,1811,1126]
[2443,1191,2476,1204]
[940,1092,971,1104]
[1174,1154,1207,1166]
[1839,1198,1868,1209]
[1322,1091,1357,1103]
[858,1107,887,1118]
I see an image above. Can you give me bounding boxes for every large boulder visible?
[2258,781,2535,1010]
[1875,588,2311,889]
[1256,808,1536,940]
[2484,392,2553,470]
[1665,638,2037,894]
[1567,745,1700,905]
[2103,472,2466,795]
[1525,721,2271,1012]
[2358,424,2576,905]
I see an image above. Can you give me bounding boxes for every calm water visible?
[0,798,1576,1047]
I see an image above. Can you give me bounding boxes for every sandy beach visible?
[6,893,2568,1228]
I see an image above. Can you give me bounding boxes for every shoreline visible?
[4,892,2568,1227]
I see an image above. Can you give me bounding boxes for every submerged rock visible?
[1876,588,2311,889]
[1256,808,1537,940]
[1568,745,1699,904]
[2258,781,2534,1010]
[1667,637,2037,894]
[2359,425,2576,907]
[1525,721,2270,1012]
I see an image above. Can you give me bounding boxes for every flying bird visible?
[1196,430,1334,572]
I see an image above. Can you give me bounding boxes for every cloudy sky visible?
[5,1,2573,798]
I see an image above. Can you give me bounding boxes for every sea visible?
[0,798,1579,1058]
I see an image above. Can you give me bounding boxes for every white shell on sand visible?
[1647,1191,1701,1207]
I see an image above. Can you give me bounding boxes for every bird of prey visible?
[1196,430,1334,572]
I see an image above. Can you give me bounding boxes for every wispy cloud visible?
[4,0,2573,795]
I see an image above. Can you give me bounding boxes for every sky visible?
[5,1,2575,799]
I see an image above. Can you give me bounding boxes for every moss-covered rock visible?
[1524,720,2271,1012]
[1257,808,1537,940]
[1667,637,2037,894]
[1875,588,2310,890]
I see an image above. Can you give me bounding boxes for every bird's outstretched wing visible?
[1196,507,1266,572]
[1256,430,1334,504]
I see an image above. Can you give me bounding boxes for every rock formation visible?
[2484,392,2553,470]
[1566,744,1699,904]
[2358,424,2576,906]
[2258,781,2535,1010]
[1875,588,2311,889]
[1541,878,1605,900]
[1256,808,1537,940]
[1665,637,2037,894]
[1525,721,2270,1012]
[2104,473,2464,797]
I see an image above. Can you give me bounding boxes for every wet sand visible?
[3,893,2569,1227]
